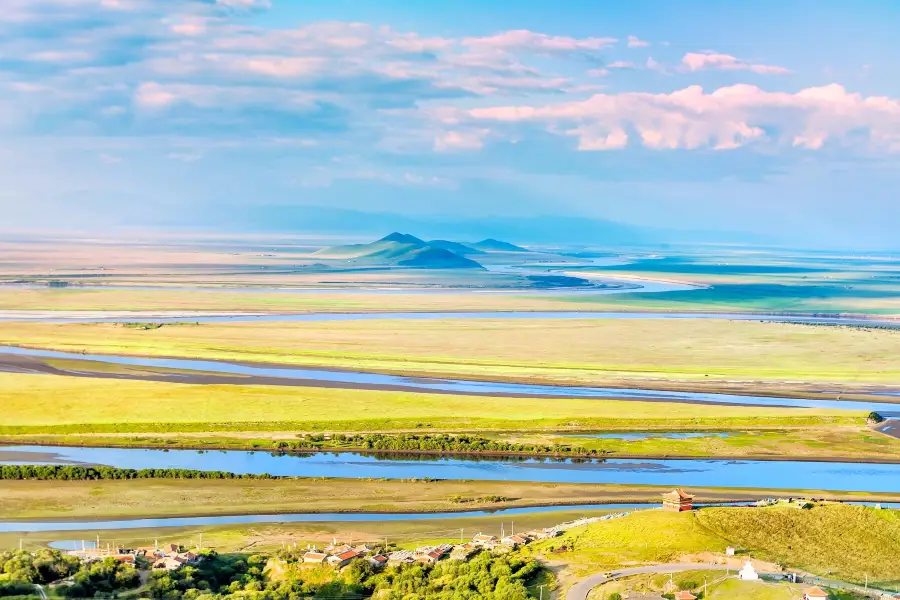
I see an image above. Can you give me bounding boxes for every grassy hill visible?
[312,233,484,269]
[696,504,900,588]
[541,504,900,589]
[427,239,485,255]
[396,247,484,269]
[470,238,530,252]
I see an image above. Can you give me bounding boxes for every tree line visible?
[0,465,275,481]
[279,432,601,457]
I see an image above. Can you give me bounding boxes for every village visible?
[24,490,897,600]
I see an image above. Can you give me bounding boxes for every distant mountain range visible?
[313,232,533,269]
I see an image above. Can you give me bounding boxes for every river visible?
[2,446,899,493]
[1,346,897,412]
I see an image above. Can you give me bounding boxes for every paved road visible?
[566,563,737,600]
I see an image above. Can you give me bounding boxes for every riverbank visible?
[3,478,899,523]
[4,318,900,390]
[4,423,900,463]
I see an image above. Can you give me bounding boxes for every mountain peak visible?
[379,232,425,245]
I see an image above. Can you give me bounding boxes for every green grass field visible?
[696,504,900,588]
[4,479,898,521]
[4,318,900,388]
[0,372,861,435]
[532,503,900,589]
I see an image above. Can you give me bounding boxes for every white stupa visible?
[739,560,759,581]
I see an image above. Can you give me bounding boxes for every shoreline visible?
[1,346,897,406]
[5,439,900,465]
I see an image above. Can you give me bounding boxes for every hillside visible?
[539,503,900,588]
[471,238,530,252]
[427,239,485,255]
[396,247,485,269]
[312,233,485,269]
[695,503,900,587]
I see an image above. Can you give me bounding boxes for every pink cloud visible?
[627,35,650,48]
[461,84,900,151]
[681,52,791,75]
[606,61,634,69]
[464,30,616,52]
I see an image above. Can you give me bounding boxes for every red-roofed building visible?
[803,588,828,600]
[662,489,695,512]
[674,592,697,600]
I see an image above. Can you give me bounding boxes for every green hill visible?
[539,503,900,588]
[470,238,530,252]
[312,233,484,269]
[396,247,485,269]
[427,239,485,255]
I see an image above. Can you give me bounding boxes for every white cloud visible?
[681,52,791,75]
[607,61,634,69]
[627,35,650,48]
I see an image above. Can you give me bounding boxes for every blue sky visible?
[2,0,900,247]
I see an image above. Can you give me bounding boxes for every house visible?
[674,592,697,600]
[662,489,695,512]
[152,557,183,571]
[725,546,736,556]
[387,550,415,566]
[327,550,359,568]
[472,534,497,546]
[501,535,528,548]
[325,544,353,555]
[366,555,388,569]
[450,545,476,561]
[415,544,452,564]
[111,555,135,565]
[803,588,828,600]
[302,552,327,564]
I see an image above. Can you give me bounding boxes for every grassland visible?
[696,504,900,588]
[9,479,885,521]
[0,508,608,553]
[3,281,900,316]
[4,318,900,390]
[0,372,861,434]
[530,503,900,588]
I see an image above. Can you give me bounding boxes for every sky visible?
[2,0,900,248]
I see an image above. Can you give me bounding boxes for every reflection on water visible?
[2,446,899,494]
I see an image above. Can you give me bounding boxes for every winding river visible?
[1,345,897,412]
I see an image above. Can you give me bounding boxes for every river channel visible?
[2,446,899,494]
[2,346,898,413]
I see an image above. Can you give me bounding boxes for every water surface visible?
[3,446,899,494]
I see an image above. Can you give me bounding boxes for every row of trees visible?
[0,465,276,481]
[278,433,601,457]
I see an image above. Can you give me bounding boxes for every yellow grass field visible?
[0,373,855,433]
[3,318,900,387]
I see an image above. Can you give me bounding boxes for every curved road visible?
[566,563,738,600]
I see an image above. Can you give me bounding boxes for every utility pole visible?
[704,576,707,597]
[460,528,463,544]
